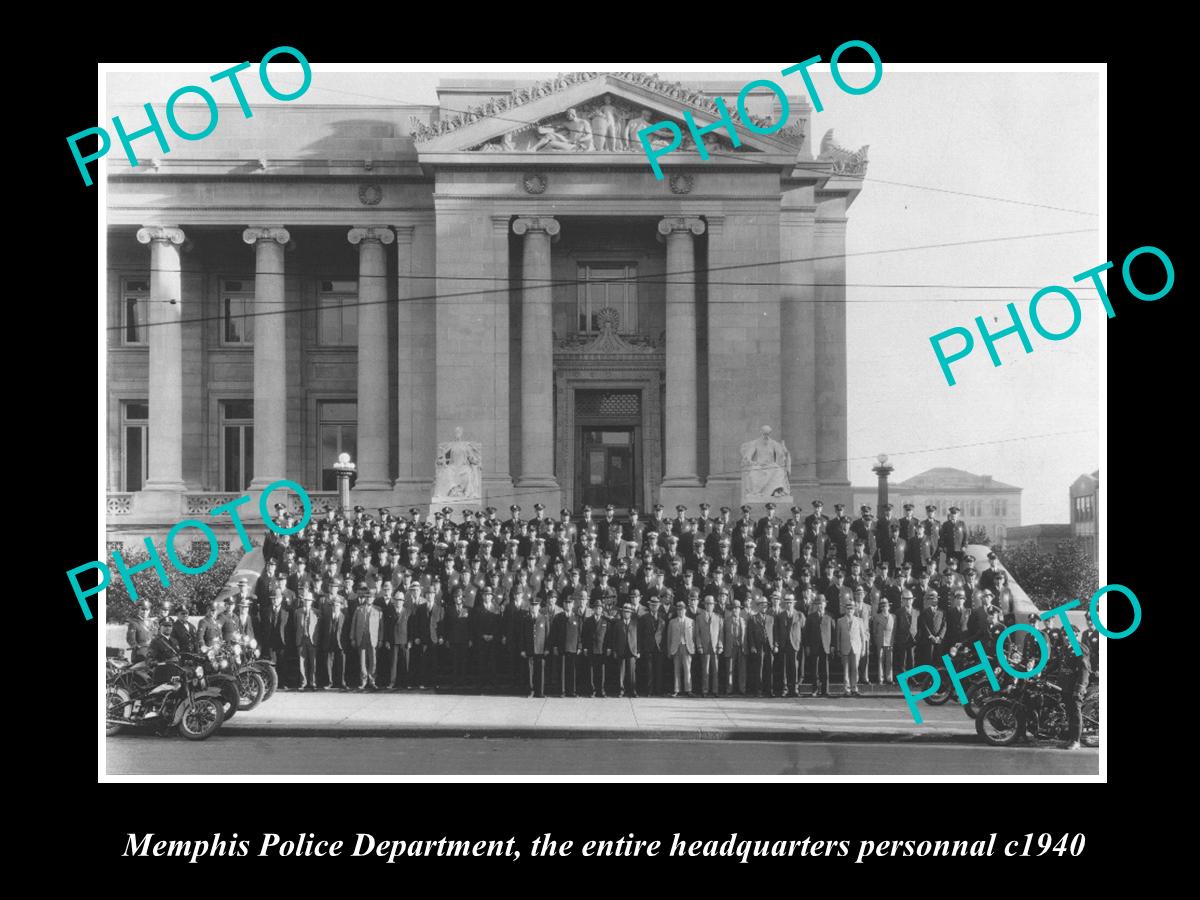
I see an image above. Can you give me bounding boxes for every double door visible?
[579,427,635,512]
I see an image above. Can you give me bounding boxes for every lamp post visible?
[333,452,356,516]
[873,453,894,515]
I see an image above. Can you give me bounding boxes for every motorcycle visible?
[963,648,1027,719]
[232,634,276,703]
[214,640,268,711]
[200,644,256,720]
[975,676,1099,747]
[106,652,225,740]
[906,642,973,706]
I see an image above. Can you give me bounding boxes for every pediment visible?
[410,72,806,159]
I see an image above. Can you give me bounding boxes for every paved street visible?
[176,691,978,739]
[105,736,1098,775]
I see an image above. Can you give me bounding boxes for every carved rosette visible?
[241,226,291,246]
[668,174,694,195]
[512,216,561,237]
[656,216,706,238]
[136,226,186,246]
[347,226,396,246]
[522,173,547,194]
[358,183,383,205]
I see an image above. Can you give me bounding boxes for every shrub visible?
[1000,540,1098,611]
[105,547,244,623]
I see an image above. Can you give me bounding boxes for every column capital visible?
[348,226,395,246]
[242,226,290,246]
[136,225,185,246]
[657,216,706,237]
[512,216,560,237]
[391,225,415,245]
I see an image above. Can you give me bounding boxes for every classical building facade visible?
[852,467,1022,543]
[1069,470,1099,558]
[106,72,868,536]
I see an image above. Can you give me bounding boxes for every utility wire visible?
[110,227,1099,331]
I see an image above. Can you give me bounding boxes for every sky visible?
[106,65,1102,524]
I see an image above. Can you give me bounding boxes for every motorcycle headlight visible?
[949,647,958,657]
[233,645,243,659]
[248,638,258,650]
[219,658,229,670]
[252,648,260,658]
[194,666,204,678]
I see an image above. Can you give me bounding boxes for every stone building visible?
[106,72,868,537]
[1069,470,1099,558]
[852,467,1022,543]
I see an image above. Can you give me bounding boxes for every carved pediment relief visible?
[410,73,807,157]
[555,308,662,355]
[817,129,869,176]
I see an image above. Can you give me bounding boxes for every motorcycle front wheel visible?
[925,679,954,706]
[976,698,1023,746]
[965,682,996,719]
[178,697,224,741]
[1081,695,1099,748]
[238,671,266,711]
[106,686,131,736]
[256,664,278,702]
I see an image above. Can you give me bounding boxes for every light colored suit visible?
[694,609,723,696]
[351,602,383,688]
[666,615,696,694]
[871,611,896,684]
[837,613,867,693]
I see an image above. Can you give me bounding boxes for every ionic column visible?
[512,216,559,487]
[136,225,187,492]
[780,205,818,485]
[348,226,396,491]
[241,226,290,491]
[658,215,706,486]
[814,209,848,483]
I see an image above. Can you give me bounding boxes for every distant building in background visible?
[1070,470,1099,558]
[1004,469,1098,555]
[852,467,1021,543]
[1004,523,1073,553]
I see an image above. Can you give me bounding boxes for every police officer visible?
[1059,629,1093,750]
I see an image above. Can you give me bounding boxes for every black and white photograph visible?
[93,61,1109,779]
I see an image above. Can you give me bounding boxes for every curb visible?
[219,724,978,743]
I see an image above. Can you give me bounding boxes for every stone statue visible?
[432,427,482,501]
[532,108,593,151]
[740,425,792,500]
[624,109,661,150]
[589,96,621,151]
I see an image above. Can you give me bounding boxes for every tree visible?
[105,547,246,623]
[966,525,991,547]
[1000,539,1098,611]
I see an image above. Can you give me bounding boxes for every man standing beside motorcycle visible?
[126,598,157,662]
[170,603,198,654]
[1059,629,1093,751]
[197,598,226,649]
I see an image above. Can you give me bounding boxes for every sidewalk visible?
[223,691,978,742]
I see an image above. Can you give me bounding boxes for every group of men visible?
[124,498,1096,700]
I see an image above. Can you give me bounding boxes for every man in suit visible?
[406,587,430,690]
[634,591,666,696]
[693,593,723,697]
[893,590,918,676]
[170,603,198,654]
[126,598,156,662]
[259,586,290,685]
[666,598,696,697]
[945,589,969,650]
[230,594,256,645]
[441,589,473,691]
[610,602,640,698]
[837,593,867,697]
[581,598,611,698]
[552,591,587,697]
[319,594,347,690]
[383,590,411,691]
[351,588,383,691]
[871,596,896,685]
[746,597,777,697]
[294,590,320,691]
[939,506,968,569]
[720,592,748,696]
[521,597,553,698]
[804,596,834,696]
[774,593,805,697]
[917,590,947,666]
[471,586,501,693]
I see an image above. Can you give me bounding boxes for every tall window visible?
[318,280,358,346]
[992,498,1008,517]
[318,401,357,490]
[220,399,254,492]
[578,264,637,333]
[221,279,255,345]
[122,278,150,346]
[121,401,149,491]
